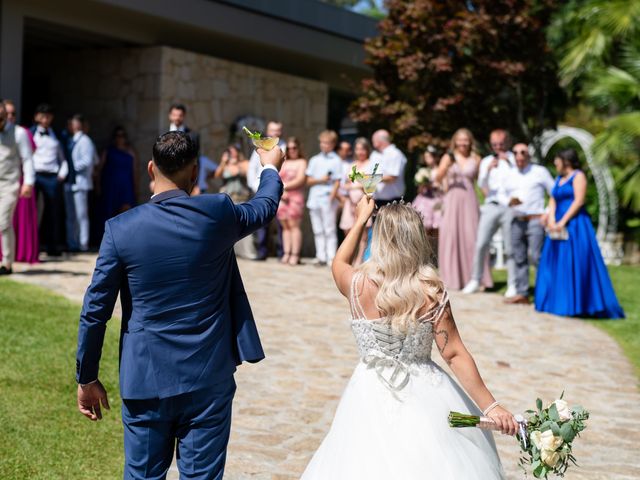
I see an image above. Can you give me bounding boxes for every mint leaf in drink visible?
[349,165,364,182]
[242,126,262,140]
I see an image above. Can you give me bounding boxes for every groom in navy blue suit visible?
[75,131,283,479]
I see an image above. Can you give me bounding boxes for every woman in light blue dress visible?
[535,149,624,319]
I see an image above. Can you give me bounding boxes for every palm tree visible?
[553,0,640,217]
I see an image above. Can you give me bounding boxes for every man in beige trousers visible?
[0,101,35,274]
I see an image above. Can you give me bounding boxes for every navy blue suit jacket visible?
[76,168,283,399]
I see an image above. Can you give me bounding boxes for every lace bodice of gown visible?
[349,273,449,391]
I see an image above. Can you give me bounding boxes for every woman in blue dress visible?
[94,126,138,241]
[535,149,624,319]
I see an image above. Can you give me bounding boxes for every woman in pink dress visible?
[338,137,371,265]
[435,129,492,290]
[277,137,307,266]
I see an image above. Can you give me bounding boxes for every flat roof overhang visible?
[19,0,377,92]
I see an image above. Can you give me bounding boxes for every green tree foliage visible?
[351,0,564,152]
[551,0,640,218]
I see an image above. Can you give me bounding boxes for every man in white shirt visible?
[31,104,68,256]
[247,121,286,260]
[504,143,555,305]
[370,130,407,206]
[0,102,35,274]
[463,129,517,297]
[66,114,96,252]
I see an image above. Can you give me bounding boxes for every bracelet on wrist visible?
[482,401,500,416]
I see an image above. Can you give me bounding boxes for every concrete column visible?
[0,0,24,115]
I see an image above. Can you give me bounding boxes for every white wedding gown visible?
[301,274,505,480]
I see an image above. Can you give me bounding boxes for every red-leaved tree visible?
[351,0,565,152]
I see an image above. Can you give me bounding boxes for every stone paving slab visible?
[11,254,640,479]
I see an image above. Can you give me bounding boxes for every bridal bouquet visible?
[448,394,589,478]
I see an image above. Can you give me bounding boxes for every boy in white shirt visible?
[306,130,343,266]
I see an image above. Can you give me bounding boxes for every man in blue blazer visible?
[75,131,283,479]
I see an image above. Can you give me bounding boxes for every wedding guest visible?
[370,129,407,206]
[306,130,342,266]
[64,114,96,252]
[277,137,307,266]
[336,140,354,238]
[193,143,218,195]
[339,137,371,265]
[503,143,554,305]
[435,128,491,290]
[463,129,517,296]
[167,103,199,150]
[361,129,407,261]
[411,146,443,262]
[215,144,255,259]
[2,100,38,264]
[247,120,286,260]
[0,101,35,274]
[535,149,624,318]
[31,104,68,257]
[97,126,138,220]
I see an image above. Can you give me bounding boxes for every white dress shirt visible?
[305,151,343,209]
[370,144,407,200]
[71,131,97,191]
[32,127,68,178]
[0,123,35,185]
[478,152,516,206]
[506,163,555,216]
[247,140,286,193]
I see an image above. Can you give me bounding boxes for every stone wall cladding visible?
[159,45,329,162]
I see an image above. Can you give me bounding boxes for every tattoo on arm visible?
[435,328,449,355]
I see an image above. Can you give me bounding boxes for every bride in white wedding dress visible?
[301,198,518,480]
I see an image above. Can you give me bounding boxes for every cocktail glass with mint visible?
[349,163,382,197]
[242,126,279,151]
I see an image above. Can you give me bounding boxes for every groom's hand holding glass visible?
[256,145,285,171]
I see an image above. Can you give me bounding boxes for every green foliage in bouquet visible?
[520,393,590,478]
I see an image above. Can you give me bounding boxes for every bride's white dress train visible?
[301,274,505,480]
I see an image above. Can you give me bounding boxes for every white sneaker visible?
[462,279,480,294]
[504,285,518,298]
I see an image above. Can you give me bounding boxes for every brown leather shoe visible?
[504,295,530,305]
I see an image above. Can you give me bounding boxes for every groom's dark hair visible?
[153,131,198,175]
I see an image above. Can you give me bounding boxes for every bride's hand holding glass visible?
[355,195,375,224]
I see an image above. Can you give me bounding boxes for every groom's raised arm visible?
[76,221,123,384]
[231,148,284,238]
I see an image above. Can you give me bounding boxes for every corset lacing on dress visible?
[349,273,449,393]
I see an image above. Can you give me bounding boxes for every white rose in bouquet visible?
[530,430,543,450]
[540,430,564,451]
[541,448,561,468]
[552,399,572,421]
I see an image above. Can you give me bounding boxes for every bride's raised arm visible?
[434,303,519,436]
[332,196,375,297]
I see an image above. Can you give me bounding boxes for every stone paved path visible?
[11,254,640,479]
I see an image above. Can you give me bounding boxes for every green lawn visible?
[490,265,640,377]
[0,279,124,479]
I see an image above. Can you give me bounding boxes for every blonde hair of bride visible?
[357,202,444,332]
